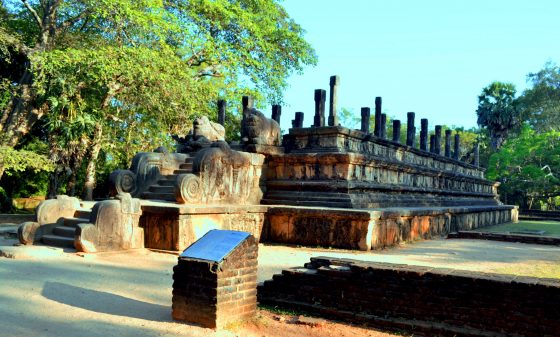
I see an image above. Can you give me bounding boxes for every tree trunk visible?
[67,172,77,196]
[47,168,62,199]
[0,0,61,149]
[83,123,103,201]
[0,69,47,148]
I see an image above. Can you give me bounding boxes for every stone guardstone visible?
[172,230,258,329]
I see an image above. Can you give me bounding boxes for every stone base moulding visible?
[265,205,518,250]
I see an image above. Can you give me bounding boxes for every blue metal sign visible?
[179,230,251,262]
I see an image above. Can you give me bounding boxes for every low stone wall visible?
[140,203,267,251]
[448,231,560,245]
[265,205,517,250]
[258,257,560,337]
[519,209,560,221]
[0,214,34,225]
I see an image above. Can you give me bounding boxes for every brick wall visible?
[172,236,258,329]
[258,256,560,336]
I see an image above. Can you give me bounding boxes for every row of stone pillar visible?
[217,79,480,166]
[217,96,283,127]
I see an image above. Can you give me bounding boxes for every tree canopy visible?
[519,62,560,132]
[476,81,521,150]
[486,125,560,209]
[0,0,317,199]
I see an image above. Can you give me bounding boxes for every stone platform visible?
[137,200,517,252]
[266,204,517,250]
[139,201,267,251]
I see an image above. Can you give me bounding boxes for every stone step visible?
[141,192,177,202]
[174,169,191,174]
[179,163,193,170]
[74,209,92,220]
[63,217,90,227]
[148,185,176,193]
[157,178,176,186]
[265,191,351,200]
[53,226,77,238]
[260,199,352,208]
[41,234,75,248]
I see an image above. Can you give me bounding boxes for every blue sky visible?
[277,0,560,131]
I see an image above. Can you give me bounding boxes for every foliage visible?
[486,125,560,208]
[0,0,316,198]
[476,81,521,150]
[0,145,54,175]
[519,62,560,132]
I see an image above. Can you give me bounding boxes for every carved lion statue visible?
[242,108,281,146]
[193,116,225,142]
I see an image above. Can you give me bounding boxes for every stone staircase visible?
[141,156,195,202]
[40,208,92,249]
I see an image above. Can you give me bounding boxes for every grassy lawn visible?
[478,220,560,236]
[494,262,560,279]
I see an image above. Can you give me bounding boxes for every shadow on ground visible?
[41,281,170,322]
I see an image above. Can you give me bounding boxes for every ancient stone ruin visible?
[17,75,517,252]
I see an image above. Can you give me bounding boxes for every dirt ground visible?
[1,230,559,337]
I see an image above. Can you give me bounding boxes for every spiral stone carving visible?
[109,170,138,196]
[175,174,202,204]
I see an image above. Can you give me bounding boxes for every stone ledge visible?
[448,230,560,246]
[140,200,269,215]
[285,126,482,171]
[265,205,517,250]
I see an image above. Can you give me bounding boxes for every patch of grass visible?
[478,220,560,236]
[493,262,560,279]
[258,303,306,316]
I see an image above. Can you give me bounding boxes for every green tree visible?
[1,0,317,198]
[486,125,560,209]
[476,81,521,150]
[0,145,54,177]
[519,62,560,132]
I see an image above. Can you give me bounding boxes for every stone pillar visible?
[445,129,452,157]
[454,133,460,160]
[434,125,442,155]
[474,143,480,167]
[392,120,401,142]
[314,89,326,127]
[217,99,226,126]
[328,76,340,126]
[420,118,428,151]
[430,135,435,153]
[242,96,254,118]
[380,114,387,139]
[374,97,382,137]
[292,112,304,128]
[406,112,415,147]
[361,107,370,133]
[241,96,254,140]
[271,105,281,124]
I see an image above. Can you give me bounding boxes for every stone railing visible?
[109,148,188,198]
[175,141,265,205]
